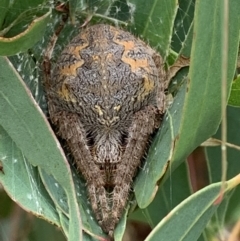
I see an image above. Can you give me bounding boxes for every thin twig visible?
[201,138,240,151]
[221,0,229,193]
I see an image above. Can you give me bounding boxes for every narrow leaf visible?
[145,174,240,241]
[128,0,178,57]
[228,76,240,107]
[0,57,82,241]
[135,0,240,208]
[0,10,50,56]
[0,126,60,226]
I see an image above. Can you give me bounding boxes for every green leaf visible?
[69,0,78,22]
[145,174,240,241]
[135,79,188,207]
[128,0,178,57]
[144,162,191,227]
[207,106,240,183]
[0,0,10,28]
[130,161,191,228]
[28,218,66,241]
[171,0,195,57]
[225,186,240,223]
[40,157,106,239]
[135,0,240,208]
[39,169,69,215]
[228,76,240,107]
[0,56,82,241]
[107,0,132,22]
[0,10,51,56]
[1,0,48,35]
[73,0,131,25]
[114,205,130,241]
[206,106,240,238]
[0,126,60,226]
[172,0,240,170]
[71,168,105,238]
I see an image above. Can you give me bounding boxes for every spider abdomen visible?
[50,24,159,128]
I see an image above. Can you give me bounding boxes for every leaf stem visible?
[221,0,228,192]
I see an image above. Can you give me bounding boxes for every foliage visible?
[0,0,240,241]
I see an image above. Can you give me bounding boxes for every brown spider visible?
[43,12,188,238]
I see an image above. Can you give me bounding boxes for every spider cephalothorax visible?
[45,24,167,237]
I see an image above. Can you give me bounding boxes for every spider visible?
[43,8,188,239]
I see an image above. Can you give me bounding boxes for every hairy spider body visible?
[45,24,166,236]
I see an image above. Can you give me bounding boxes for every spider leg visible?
[101,105,161,235]
[152,53,167,114]
[166,56,190,89]
[42,13,68,87]
[47,102,109,227]
[154,55,190,114]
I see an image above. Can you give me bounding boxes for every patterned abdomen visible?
[50,24,159,131]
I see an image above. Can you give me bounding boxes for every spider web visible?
[0,1,196,240]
